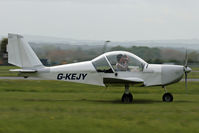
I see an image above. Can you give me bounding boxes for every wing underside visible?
[103,77,144,86]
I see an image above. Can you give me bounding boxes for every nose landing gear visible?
[162,86,173,102]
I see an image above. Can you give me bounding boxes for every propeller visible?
[183,50,192,89]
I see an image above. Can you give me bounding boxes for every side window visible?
[128,56,144,71]
[92,56,113,73]
[107,54,144,72]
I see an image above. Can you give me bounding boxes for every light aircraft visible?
[7,33,192,103]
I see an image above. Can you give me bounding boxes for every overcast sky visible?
[0,0,199,41]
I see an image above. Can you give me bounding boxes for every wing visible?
[103,77,144,86]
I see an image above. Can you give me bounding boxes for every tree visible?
[0,38,8,53]
[0,38,8,65]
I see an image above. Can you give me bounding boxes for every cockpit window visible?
[92,55,114,73]
[106,52,145,72]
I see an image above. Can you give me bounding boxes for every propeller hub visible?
[184,67,192,73]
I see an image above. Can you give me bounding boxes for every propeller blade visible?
[185,72,188,89]
[184,49,188,68]
[183,50,191,90]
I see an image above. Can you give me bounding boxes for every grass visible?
[189,67,199,79]
[0,80,198,133]
[188,72,199,79]
[0,66,19,77]
[191,67,199,71]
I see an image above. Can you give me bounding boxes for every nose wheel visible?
[121,84,133,103]
[162,93,173,102]
[162,86,173,102]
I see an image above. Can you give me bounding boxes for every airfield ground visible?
[0,66,19,77]
[0,79,199,133]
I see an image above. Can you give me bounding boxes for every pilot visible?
[116,54,129,71]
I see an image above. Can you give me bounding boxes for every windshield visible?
[106,51,146,72]
[92,55,114,73]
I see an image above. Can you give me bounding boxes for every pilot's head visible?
[117,54,123,62]
[117,54,129,63]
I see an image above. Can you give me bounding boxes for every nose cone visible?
[162,65,184,85]
[184,67,192,73]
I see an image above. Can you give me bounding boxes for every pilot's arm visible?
[116,63,128,71]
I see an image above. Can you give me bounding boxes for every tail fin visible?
[7,33,44,69]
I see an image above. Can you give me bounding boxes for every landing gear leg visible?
[162,86,173,102]
[121,84,133,103]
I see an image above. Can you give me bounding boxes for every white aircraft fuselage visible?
[24,60,186,87]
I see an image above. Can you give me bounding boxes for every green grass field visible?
[188,71,199,79]
[0,66,19,77]
[0,80,198,133]
[192,67,199,71]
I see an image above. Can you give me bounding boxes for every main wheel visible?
[162,93,173,102]
[121,93,133,103]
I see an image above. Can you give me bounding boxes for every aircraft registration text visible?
[57,73,87,80]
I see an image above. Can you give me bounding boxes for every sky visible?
[0,0,199,41]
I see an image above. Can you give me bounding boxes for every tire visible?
[162,93,173,102]
[122,93,133,103]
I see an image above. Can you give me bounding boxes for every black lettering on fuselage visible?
[82,73,87,80]
[57,73,63,80]
[76,74,81,80]
[65,73,71,80]
[71,73,77,80]
[57,73,87,80]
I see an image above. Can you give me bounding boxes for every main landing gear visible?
[162,86,173,102]
[121,85,133,103]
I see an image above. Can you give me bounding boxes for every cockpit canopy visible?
[92,51,147,73]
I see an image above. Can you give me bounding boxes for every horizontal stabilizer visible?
[10,69,37,73]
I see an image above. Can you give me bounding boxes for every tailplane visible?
[7,33,44,69]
